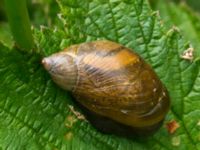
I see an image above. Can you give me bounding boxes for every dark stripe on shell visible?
[95,46,126,57]
[78,42,126,57]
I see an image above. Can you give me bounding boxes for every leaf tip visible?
[167,26,181,36]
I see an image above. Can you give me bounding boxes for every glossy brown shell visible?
[42,40,170,136]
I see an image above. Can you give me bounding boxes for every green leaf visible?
[152,0,200,59]
[1,0,200,149]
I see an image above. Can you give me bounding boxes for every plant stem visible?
[5,0,34,51]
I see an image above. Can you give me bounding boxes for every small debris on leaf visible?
[171,136,181,146]
[180,47,194,61]
[68,105,87,121]
[65,132,73,140]
[65,115,77,128]
[166,120,180,134]
[197,120,200,126]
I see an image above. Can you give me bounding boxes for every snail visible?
[42,40,170,136]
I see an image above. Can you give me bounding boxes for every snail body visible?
[42,40,170,136]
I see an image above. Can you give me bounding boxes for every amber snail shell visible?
[42,40,170,136]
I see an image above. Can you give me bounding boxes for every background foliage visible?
[0,0,200,150]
